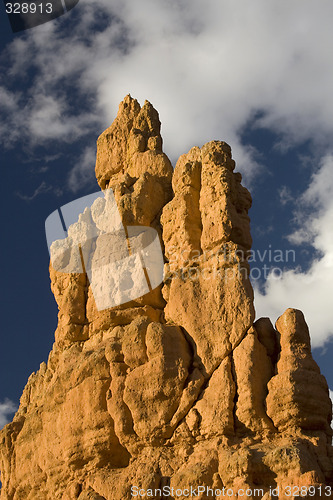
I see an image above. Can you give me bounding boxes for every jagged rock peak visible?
[95,95,169,190]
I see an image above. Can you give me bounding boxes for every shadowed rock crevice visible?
[0,96,332,499]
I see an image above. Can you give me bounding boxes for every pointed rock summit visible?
[1,97,332,499]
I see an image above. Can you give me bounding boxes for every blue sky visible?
[1,0,333,427]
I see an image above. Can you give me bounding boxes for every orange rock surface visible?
[0,96,332,500]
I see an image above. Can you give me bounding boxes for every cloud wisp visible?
[0,399,17,429]
[16,181,53,201]
[67,145,97,192]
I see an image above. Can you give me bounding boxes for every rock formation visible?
[1,95,332,500]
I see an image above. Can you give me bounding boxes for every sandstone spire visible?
[0,97,332,500]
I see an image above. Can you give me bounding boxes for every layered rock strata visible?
[0,96,332,500]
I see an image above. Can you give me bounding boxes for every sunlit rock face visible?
[0,96,332,500]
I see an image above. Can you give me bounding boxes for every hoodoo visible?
[1,96,332,500]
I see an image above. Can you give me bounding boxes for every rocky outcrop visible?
[266,309,332,434]
[161,141,254,376]
[1,96,332,500]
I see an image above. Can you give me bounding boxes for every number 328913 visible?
[6,3,53,14]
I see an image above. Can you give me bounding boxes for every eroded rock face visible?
[1,96,332,500]
[266,309,332,434]
[161,142,254,376]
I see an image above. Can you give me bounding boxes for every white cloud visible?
[68,145,97,192]
[278,186,293,207]
[16,181,53,201]
[0,399,17,429]
[1,0,333,185]
[254,155,333,347]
